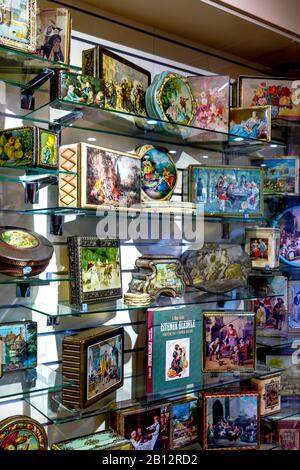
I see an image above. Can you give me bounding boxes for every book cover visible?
[147,305,202,394]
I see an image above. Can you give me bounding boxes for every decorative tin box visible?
[0,321,37,372]
[58,142,141,210]
[137,144,177,202]
[50,71,103,106]
[251,372,281,416]
[189,164,264,218]
[35,8,71,64]
[202,390,259,450]
[0,0,36,53]
[287,280,300,333]
[51,429,133,450]
[128,255,185,299]
[62,325,124,409]
[273,206,300,267]
[68,237,122,305]
[275,417,300,449]
[203,311,256,373]
[245,227,280,269]
[239,75,300,121]
[0,126,58,169]
[249,275,288,337]
[172,396,199,449]
[0,415,47,450]
[0,227,54,277]
[82,46,151,116]
[145,71,196,133]
[110,401,172,450]
[251,156,299,195]
[180,243,251,293]
[189,75,230,133]
[229,106,271,142]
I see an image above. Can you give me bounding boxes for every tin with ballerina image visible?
[189,165,263,217]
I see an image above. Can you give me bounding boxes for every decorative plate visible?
[137,144,177,201]
[0,226,54,277]
[273,206,300,267]
[0,416,47,450]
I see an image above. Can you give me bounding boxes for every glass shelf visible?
[0,272,72,286]
[0,166,77,185]
[0,364,72,400]
[19,99,284,153]
[25,366,279,425]
[0,45,80,89]
[0,397,51,426]
[0,205,266,224]
[262,401,300,423]
[19,288,285,318]
[256,336,296,349]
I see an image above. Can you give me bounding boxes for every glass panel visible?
[0,205,265,223]
[0,273,73,285]
[0,397,50,425]
[0,45,80,89]
[0,364,73,400]
[262,403,300,423]
[20,99,284,153]
[25,365,282,425]
[20,288,285,318]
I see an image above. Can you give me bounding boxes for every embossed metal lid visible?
[0,226,54,269]
[0,415,47,450]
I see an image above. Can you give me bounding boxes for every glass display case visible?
[0,26,299,453]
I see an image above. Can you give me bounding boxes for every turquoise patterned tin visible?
[145,71,196,134]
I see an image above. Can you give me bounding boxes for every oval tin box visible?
[137,144,178,202]
[145,71,196,134]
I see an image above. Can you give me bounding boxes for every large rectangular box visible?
[62,325,124,409]
[59,142,141,210]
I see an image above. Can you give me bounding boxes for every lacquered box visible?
[245,227,280,269]
[0,126,58,169]
[251,373,281,417]
[62,326,124,409]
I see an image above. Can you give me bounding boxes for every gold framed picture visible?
[0,0,36,53]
